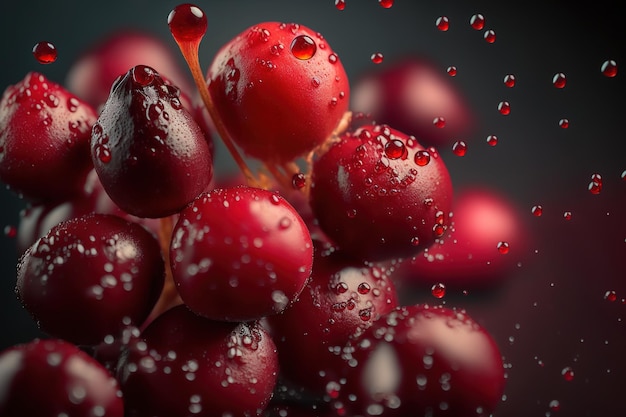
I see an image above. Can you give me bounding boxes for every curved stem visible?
[176,39,260,188]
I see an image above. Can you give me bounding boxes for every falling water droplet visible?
[452,141,467,156]
[601,59,618,77]
[486,135,498,146]
[504,74,516,87]
[559,118,569,129]
[446,66,457,76]
[371,52,384,64]
[470,13,485,30]
[498,101,511,115]
[604,290,617,302]
[497,241,510,254]
[531,205,543,217]
[552,72,567,88]
[436,16,450,31]
[433,116,446,128]
[32,41,58,64]
[484,29,496,43]
[378,0,394,9]
[167,4,207,43]
[431,283,446,299]
[335,0,346,11]
[561,366,575,381]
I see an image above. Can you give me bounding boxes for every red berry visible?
[351,57,476,148]
[91,65,213,218]
[16,213,165,345]
[66,29,193,108]
[0,72,97,203]
[170,186,313,321]
[336,305,506,417]
[207,22,349,163]
[118,304,278,417]
[398,187,530,289]
[309,124,453,261]
[0,338,124,417]
[268,244,398,396]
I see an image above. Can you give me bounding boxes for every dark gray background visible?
[1,1,625,416]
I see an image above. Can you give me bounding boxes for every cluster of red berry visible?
[0,3,523,417]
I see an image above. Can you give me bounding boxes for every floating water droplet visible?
[292,173,306,189]
[431,283,446,299]
[498,101,511,115]
[486,135,498,146]
[552,72,567,88]
[452,140,467,156]
[291,35,317,60]
[3,225,17,238]
[470,13,485,30]
[561,366,574,381]
[436,16,449,31]
[414,150,431,166]
[604,290,617,302]
[446,66,457,76]
[335,0,346,11]
[497,241,510,254]
[32,41,57,64]
[601,59,618,77]
[588,180,602,195]
[504,74,516,87]
[484,29,496,43]
[531,205,543,217]
[370,52,384,64]
[433,116,446,128]
[549,400,561,412]
[378,0,394,8]
[558,118,569,128]
[563,211,572,221]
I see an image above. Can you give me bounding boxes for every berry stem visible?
[174,39,260,188]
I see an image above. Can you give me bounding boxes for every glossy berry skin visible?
[16,213,165,346]
[0,338,124,417]
[118,304,279,417]
[336,305,506,417]
[310,124,453,262]
[352,57,476,148]
[267,244,398,396]
[0,72,97,203]
[170,186,313,321]
[91,65,213,218]
[66,29,193,109]
[398,187,530,289]
[207,22,349,163]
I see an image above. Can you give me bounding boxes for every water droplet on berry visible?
[378,0,394,8]
[291,35,317,60]
[504,74,516,87]
[486,135,498,146]
[552,72,567,88]
[328,53,338,64]
[132,65,156,86]
[431,283,446,299]
[67,97,79,112]
[559,118,569,128]
[497,241,510,254]
[384,139,407,159]
[358,282,371,294]
[470,13,485,30]
[371,52,384,64]
[446,66,457,76]
[414,150,431,166]
[436,16,449,31]
[167,3,207,43]
[335,282,349,294]
[452,140,467,156]
[601,59,618,77]
[498,101,511,115]
[484,29,496,43]
[95,144,112,164]
[32,41,57,64]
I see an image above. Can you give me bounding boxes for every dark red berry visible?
[118,304,279,417]
[66,29,193,108]
[16,213,165,345]
[0,72,97,203]
[170,186,313,321]
[207,22,349,163]
[336,304,506,417]
[91,65,213,218]
[0,338,124,417]
[309,124,453,261]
